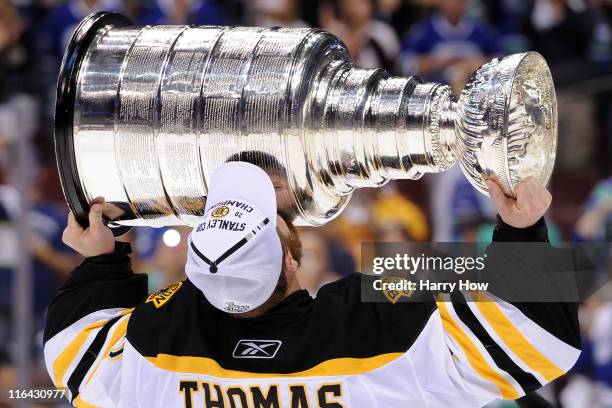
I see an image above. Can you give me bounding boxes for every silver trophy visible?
[55,12,557,234]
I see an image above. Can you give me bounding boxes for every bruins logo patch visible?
[382,276,413,304]
[146,281,183,309]
[211,206,229,218]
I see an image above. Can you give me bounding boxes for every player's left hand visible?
[485,176,552,228]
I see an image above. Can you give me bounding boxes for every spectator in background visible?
[0,0,26,106]
[36,0,124,121]
[0,0,38,157]
[399,0,499,92]
[449,175,562,242]
[297,229,343,295]
[450,176,495,242]
[565,176,612,406]
[320,0,401,72]
[590,0,612,175]
[523,0,604,85]
[329,184,428,269]
[575,176,612,241]
[315,222,356,277]
[0,352,14,398]
[375,0,432,39]
[0,164,77,389]
[0,178,16,386]
[138,0,226,25]
[27,166,79,321]
[371,182,429,241]
[37,0,123,64]
[134,227,166,264]
[0,0,41,384]
[37,0,225,55]
[332,189,379,260]
[480,0,531,53]
[562,301,612,407]
[146,226,191,291]
[587,302,612,399]
[590,0,612,71]
[247,0,308,28]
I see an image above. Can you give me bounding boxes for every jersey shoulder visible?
[126,279,199,357]
[312,274,437,353]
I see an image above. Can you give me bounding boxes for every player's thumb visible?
[485,178,511,213]
[88,202,105,231]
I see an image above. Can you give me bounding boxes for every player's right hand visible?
[63,197,115,257]
[485,176,552,229]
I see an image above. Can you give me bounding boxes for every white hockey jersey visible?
[43,218,581,407]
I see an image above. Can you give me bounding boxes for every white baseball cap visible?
[185,162,283,314]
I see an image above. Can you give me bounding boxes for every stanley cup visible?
[55,12,557,234]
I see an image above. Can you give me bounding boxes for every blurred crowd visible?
[0,0,611,406]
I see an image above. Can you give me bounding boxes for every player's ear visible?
[283,252,299,276]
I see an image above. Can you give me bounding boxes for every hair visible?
[277,212,302,266]
[232,213,301,319]
[224,150,287,178]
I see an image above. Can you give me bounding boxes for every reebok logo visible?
[232,340,282,359]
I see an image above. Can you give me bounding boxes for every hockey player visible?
[45,161,580,407]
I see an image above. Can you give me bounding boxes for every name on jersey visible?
[179,381,343,408]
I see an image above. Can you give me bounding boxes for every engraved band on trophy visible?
[55,12,557,235]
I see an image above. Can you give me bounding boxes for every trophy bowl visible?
[454,52,557,197]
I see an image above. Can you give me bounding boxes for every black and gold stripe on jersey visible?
[449,292,542,394]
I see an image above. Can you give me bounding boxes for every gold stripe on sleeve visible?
[437,301,519,400]
[471,292,564,381]
[51,308,134,388]
[83,314,131,386]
